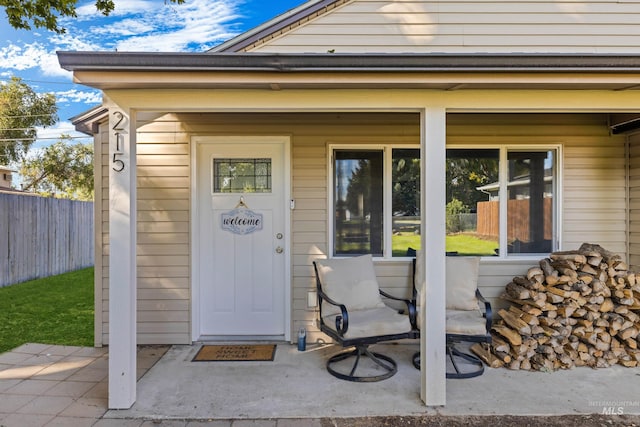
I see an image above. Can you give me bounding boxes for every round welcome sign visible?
[221,208,263,235]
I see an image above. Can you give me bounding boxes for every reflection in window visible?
[391,149,420,257]
[213,158,271,193]
[334,150,383,256]
[447,148,556,256]
[446,149,500,256]
[506,151,554,254]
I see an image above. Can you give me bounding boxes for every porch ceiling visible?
[57,52,640,91]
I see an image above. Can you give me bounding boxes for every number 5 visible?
[112,153,125,172]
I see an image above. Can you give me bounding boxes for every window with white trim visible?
[331,145,558,259]
[331,146,420,258]
[446,147,558,257]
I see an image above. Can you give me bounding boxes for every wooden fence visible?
[0,192,94,287]
[476,198,552,241]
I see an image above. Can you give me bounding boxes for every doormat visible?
[192,344,276,362]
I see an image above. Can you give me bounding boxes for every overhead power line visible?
[0,136,92,144]
[0,113,60,119]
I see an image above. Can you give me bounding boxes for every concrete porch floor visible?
[2,342,640,426]
[109,342,640,420]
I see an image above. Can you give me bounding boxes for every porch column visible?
[107,100,137,409]
[420,107,447,406]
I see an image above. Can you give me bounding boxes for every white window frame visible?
[329,144,420,260]
[447,144,562,260]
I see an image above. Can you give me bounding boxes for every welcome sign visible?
[221,208,263,235]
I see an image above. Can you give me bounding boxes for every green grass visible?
[0,268,94,354]
[392,232,498,257]
[445,233,498,256]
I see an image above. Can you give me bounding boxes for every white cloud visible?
[0,42,73,78]
[74,0,157,20]
[0,42,47,70]
[56,89,102,105]
[102,0,242,52]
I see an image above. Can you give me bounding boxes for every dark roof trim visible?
[58,52,640,73]
[212,0,347,52]
[71,106,108,135]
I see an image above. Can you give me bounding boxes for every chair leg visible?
[412,345,485,379]
[446,344,484,379]
[327,345,398,382]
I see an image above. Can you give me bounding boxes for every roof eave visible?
[57,51,640,73]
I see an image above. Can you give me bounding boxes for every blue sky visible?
[0,0,306,148]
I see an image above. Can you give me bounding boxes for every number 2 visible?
[112,111,125,130]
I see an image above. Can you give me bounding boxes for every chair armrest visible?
[317,286,349,335]
[476,288,493,333]
[379,289,417,330]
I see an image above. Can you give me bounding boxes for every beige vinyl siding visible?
[135,114,191,345]
[249,0,640,54]
[97,112,626,344]
[628,133,640,270]
[94,122,107,347]
[98,113,192,345]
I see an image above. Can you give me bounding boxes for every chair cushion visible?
[413,251,480,311]
[315,255,385,317]
[446,257,480,311]
[446,309,487,336]
[322,306,412,340]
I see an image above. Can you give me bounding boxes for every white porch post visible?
[107,100,137,409]
[420,107,447,406]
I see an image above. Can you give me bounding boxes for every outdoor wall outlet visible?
[307,291,317,308]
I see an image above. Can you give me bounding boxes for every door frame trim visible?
[191,135,292,342]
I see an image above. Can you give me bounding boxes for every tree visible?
[392,154,420,216]
[20,137,94,200]
[0,0,185,34]
[446,155,499,210]
[0,76,57,164]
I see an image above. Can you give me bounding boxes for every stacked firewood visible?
[472,243,640,371]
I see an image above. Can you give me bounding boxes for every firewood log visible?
[539,258,556,277]
[527,266,544,279]
[505,282,531,300]
[491,334,511,353]
[492,324,522,346]
[513,275,543,291]
[579,264,599,276]
[550,252,587,264]
[508,305,540,326]
[619,326,639,341]
[599,298,615,313]
[470,343,504,368]
[498,309,532,335]
[587,255,603,267]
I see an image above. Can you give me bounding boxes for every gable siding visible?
[249,0,640,53]
[97,112,626,344]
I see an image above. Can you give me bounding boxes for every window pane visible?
[213,158,271,193]
[507,150,554,254]
[391,149,421,257]
[446,149,500,256]
[334,150,384,256]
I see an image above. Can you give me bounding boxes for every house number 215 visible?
[112,111,126,172]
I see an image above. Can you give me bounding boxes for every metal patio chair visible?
[313,254,416,382]
[408,248,493,379]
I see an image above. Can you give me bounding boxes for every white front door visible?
[195,136,289,339]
